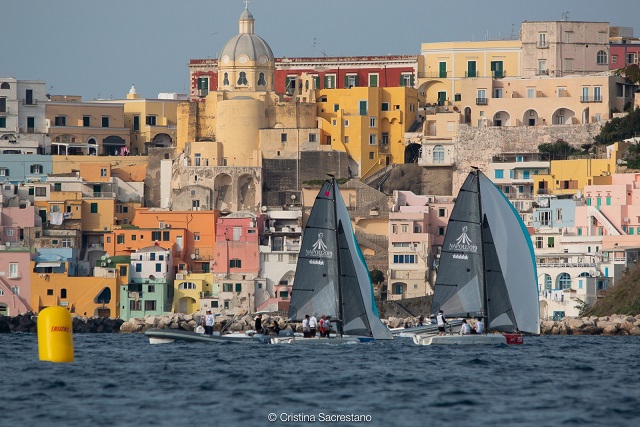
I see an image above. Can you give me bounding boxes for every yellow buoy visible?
[37,307,74,363]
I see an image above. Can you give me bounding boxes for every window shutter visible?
[354,75,359,87]
[344,75,349,88]
[399,74,404,86]
[324,76,329,88]
[410,74,415,87]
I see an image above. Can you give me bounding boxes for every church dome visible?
[219,7,274,65]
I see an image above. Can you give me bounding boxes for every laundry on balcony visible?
[50,212,64,225]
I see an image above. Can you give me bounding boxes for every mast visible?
[474,168,490,332]
[329,175,345,336]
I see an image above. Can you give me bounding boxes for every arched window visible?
[596,50,608,64]
[257,72,266,86]
[578,272,590,277]
[433,145,444,164]
[237,72,248,85]
[543,274,552,290]
[223,73,229,86]
[0,82,10,89]
[557,273,571,290]
[178,282,196,290]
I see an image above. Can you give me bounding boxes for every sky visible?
[3,0,640,100]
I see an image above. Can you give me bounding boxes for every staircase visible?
[407,118,424,133]
[587,206,623,235]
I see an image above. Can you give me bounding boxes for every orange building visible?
[104,227,187,268]
[132,208,220,274]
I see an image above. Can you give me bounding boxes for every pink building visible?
[0,248,32,315]
[0,205,36,246]
[213,213,264,276]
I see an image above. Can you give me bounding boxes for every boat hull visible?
[413,334,507,346]
[145,328,270,344]
[270,336,374,345]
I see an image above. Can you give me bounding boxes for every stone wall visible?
[452,123,603,191]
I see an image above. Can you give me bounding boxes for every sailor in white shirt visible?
[459,319,471,335]
[309,314,318,337]
[436,310,448,336]
[475,318,485,334]
[302,315,310,338]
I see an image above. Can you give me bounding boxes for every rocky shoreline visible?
[2,312,640,336]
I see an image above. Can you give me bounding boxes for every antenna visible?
[561,11,570,21]
[313,37,318,57]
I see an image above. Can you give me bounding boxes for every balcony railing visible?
[536,69,550,76]
[22,99,38,105]
[476,98,488,105]
[580,97,602,103]
[465,71,478,78]
[492,70,505,78]
[82,191,116,198]
[537,42,548,49]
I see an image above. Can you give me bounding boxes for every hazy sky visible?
[3,0,640,100]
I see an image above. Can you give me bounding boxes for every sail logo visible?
[306,233,333,258]
[449,226,478,253]
[309,259,325,266]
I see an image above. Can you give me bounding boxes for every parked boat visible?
[271,176,393,344]
[413,169,540,346]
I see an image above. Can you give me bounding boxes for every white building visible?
[0,78,49,154]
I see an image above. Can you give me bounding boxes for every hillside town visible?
[3,6,640,324]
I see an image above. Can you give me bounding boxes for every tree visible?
[538,139,577,160]
[369,269,385,285]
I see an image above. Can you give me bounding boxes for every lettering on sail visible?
[449,226,478,253]
[306,232,333,259]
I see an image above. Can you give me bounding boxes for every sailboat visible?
[413,168,540,346]
[271,176,393,344]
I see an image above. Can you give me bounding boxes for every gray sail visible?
[478,173,540,334]
[334,184,393,340]
[288,181,340,322]
[431,172,485,318]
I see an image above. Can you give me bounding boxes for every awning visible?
[36,262,61,268]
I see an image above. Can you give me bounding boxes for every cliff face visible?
[586,262,640,317]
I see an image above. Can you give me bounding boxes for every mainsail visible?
[430,170,540,335]
[288,178,392,340]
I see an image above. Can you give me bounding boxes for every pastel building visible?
[174,272,214,315]
[45,95,130,156]
[316,86,420,178]
[387,191,454,300]
[206,212,264,315]
[119,246,173,320]
[0,77,49,155]
[257,207,302,312]
[98,86,184,155]
[0,154,52,184]
[0,246,32,315]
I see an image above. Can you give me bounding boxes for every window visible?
[369,152,375,160]
[133,115,140,131]
[538,33,546,48]
[60,288,67,298]
[594,86,601,102]
[281,133,287,142]
[54,116,66,126]
[381,133,389,146]
[194,233,200,241]
[369,117,376,128]
[100,168,107,177]
[197,77,209,96]
[346,74,357,88]
[359,100,367,115]
[119,266,127,276]
[256,73,266,87]
[394,284,403,295]
[526,88,535,98]
[230,259,242,268]
[102,117,109,127]
[369,134,377,145]
[178,282,196,290]
[30,164,43,174]
[192,200,200,210]
[400,73,413,86]
[82,116,90,127]
[235,283,242,292]
[438,227,445,236]
[0,117,5,128]
[146,115,157,126]
[151,231,161,241]
[381,102,389,111]
[596,50,607,65]
[0,168,8,176]
[0,97,5,113]
[324,75,336,89]
[150,253,156,261]
[494,169,504,179]
[564,58,573,71]
[393,255,416,264]
[130,300,142,311]
[309,133,316,143]
[368,74,378,87]
[612,55,617,64]
[558,273,571,290]
[135,263,142,272]
[237,72,248,85]
[438,208,447,217]
[433,145,444,164]
[493,88,503,98]
[155,263,162,272]
[162,231,169,241]
[344,136,349,144]
[117,235,125,244]
[90,203,98,213]
[223,283,233,292]
[145,300,157,311]
[223,73,229,86]
[9,263,19,278]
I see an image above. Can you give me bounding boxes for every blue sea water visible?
[0,333,638,427]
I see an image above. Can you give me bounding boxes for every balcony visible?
[492,70,506,78]
[21,99,38,105]
[536,69,550,76]
[537,42,548,49]
[465,71,478,78]
[580,97,602,103]
[476,98,488,105]
[419,72,449,79]
[83,191,116,198]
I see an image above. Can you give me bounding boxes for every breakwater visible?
[2,312,640,335]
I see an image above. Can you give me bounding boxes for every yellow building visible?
[533,142,630,195]
[45,96,130,155]
[99,86,182,155]
[316,86,419,179]
[173,272,214,314]
[418,40,522,106]
[30,258,129,317]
